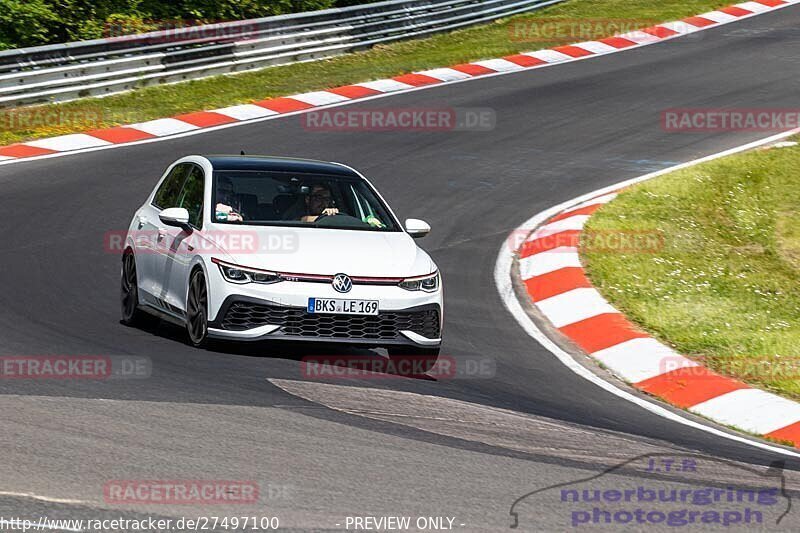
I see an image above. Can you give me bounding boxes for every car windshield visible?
[212,170,400,231]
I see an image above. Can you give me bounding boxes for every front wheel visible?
[186,269,209,348]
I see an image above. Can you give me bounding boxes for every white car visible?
[121,155,442,355]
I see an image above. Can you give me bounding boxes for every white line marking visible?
[519,247,581,279]
[690,389,800,435]
[593,338,698,383]
[494,128,800,459]
[570,192,619,210]
[617,30,663,44]
[522,49,573,63]
[416,68,472,81]
[471,58,524,72]
[735,2,771,13]
[356,79,415,92]
[128,118,198,136]
[213,104,279,120]
[536,288,617,328]
[659,21,703,34]
[572,41,618,55]
[700,11,740,23]
[287,91,350,106]
[528,214,590,240]
[25,134,110,151]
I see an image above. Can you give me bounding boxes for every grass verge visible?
[582,139,800,401]
[0,0,729,145]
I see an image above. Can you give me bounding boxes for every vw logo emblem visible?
[332,273,353,293]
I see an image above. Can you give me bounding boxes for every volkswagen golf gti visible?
[120,155,443,355]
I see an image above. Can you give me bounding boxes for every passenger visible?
[215,177,244,222]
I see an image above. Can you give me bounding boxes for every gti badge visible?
[332,273,353,293]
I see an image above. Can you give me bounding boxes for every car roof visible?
[203,155,359,177]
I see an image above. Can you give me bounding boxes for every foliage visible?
[0,0,362,49]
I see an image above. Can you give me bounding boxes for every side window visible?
[177,165,205,228]
[153,164,191,209]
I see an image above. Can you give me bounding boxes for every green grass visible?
[582,139,800,401]
[0,0,729,145]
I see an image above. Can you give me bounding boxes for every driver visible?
[300,184,339,222]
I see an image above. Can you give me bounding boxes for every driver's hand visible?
[321,208,339,217]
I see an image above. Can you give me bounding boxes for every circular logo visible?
[332,273,353,294]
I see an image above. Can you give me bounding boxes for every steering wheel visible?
[314,212,368,228]
[314,209,346,222]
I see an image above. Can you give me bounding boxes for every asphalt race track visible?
[2,6,800,531]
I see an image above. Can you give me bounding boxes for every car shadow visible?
[125,317,438,381]
[207,340,439,382]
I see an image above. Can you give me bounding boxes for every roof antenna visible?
[240,150,246,155]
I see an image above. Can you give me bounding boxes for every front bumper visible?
[207,295,442,346]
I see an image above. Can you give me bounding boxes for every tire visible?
[186,268,209,348]
[120,251,149,326]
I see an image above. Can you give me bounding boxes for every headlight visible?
[399,272,439,292]
[212,258,282,285]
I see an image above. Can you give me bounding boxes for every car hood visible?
[212,226,435,277]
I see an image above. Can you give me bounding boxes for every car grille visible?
[220,301,440,340]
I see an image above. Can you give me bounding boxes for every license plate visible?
[308,298,379,315]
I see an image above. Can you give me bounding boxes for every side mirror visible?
[405,218,431,239]
[159,207,191,230]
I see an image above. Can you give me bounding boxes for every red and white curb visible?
[497,129,800,457]
[1,0,798,165]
